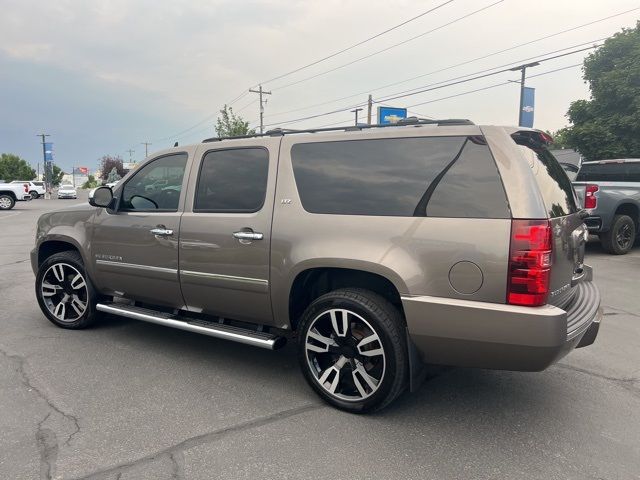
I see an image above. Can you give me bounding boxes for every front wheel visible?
[600,214,636,255]
[35,251,100,329]
[30,190,39,199]
[0,194,15,210]
[297,288,408,413]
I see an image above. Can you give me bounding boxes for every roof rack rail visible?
[202,118,474,143]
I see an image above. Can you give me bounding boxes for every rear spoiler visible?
[511,130,554,147]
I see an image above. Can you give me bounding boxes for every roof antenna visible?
[174,142,179,147]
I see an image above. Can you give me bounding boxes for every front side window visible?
[194,148,269,213]
[120,153,187,211]
[291,136,509,218]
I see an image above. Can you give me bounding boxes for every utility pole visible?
[248,85,272,134]
[350,108,363,126]
[126,149,135,163]
[366,95,373,125]
[37,133,51,197]
[141,142,151,158]
[510,62,539,126]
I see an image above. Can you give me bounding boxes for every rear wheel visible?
[35,251,100,329]
[0,194,15,210]
[600,214,636,255]
[297,288,408,413]
[30,190,39,199]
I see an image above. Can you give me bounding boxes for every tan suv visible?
[32,119,601,412]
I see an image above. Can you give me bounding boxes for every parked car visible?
[573,159,640,254]
[10,180,46,199]
[0,182,31,210]
[57,184,77,199]
[31,120,601,412]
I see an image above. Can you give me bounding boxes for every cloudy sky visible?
[0,0,638,173]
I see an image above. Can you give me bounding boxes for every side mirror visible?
[89,186,114,208]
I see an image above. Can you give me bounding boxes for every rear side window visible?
[194,148,269,213]
[515,143,578,218]
[576,162,640,182]
[291,136,509,218]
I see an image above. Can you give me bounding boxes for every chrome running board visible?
[96,302,286,350]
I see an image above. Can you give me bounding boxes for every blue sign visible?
[520,87,535,128]
[378,106,407,124]
[44,143,54,161]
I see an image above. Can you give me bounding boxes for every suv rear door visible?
[513,133,584,308]
[178,137,280,326]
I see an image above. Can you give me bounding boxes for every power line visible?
[264,45,598,128]
[405,63,583,109]
[374,44,598,105]
[270,0,504,92]
[263,4,639,120]
[255,0,455,87]
[263,35,607,121]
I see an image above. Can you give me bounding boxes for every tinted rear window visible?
[515,143,578,218]
[291,136,509,218]
[576,162,640,182]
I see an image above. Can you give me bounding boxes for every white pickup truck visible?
[0,182,32,210]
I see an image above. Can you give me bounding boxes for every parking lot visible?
[1,194,639,480]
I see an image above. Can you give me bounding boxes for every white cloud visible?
[0,0,638,153]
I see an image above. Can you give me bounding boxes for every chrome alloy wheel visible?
[40,263,88,322]
[0,197,12,209]
[304,308,386,401]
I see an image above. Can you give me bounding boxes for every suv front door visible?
[90,150,193,308]
[179,139,279,326]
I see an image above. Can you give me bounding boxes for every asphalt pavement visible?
[1,193,639,479]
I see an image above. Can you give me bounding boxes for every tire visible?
[297,288,408,413]
[35,251,100,329]
[600,214,636,255]
[30,190,39,199]
[0,194,15,210]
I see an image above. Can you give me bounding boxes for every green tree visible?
[561,22,640,160]
[0,153,36,181]
[51,165,65,186]
[82,175,99,189]
[546,128,571,150]
[215,105,255,138]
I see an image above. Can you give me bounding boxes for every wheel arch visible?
[614,202,640,231]
[38,237,85,268]
[0,190,17,200]
[287,266,406,332]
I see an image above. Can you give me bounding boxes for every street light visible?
[350,108,364,126]
[510,62,540,127]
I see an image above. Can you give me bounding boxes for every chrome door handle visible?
[233,231,263,241]
[150,227,173,237]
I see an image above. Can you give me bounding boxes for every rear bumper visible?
[402,266,601,372]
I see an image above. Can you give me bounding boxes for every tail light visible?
[23,183,29,193]
[507,219,552,307]
[584,184,598,209]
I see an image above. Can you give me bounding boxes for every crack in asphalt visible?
[36,412,58,480]
[73,403,323,480]
[0,346,81,448]
[0,258,29,268]
[169,451,185,480]
[556,363,640,397]
[603,304,640,319]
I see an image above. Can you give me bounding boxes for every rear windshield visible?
[514,139,578,218]
[576,162,640,182]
